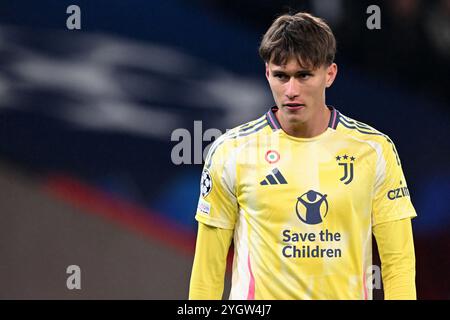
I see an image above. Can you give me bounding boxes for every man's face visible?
[265,56,337,125]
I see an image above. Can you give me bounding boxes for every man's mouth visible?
[283,103,305,110]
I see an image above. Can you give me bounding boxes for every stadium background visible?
[0,0,449,299]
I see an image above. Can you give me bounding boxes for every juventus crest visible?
[336,154,355,185]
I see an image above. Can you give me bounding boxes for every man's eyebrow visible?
[271,69,314,74]
[271,70,286,74]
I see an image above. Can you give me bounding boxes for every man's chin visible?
[280,107,308,123]
[287,115,307,125]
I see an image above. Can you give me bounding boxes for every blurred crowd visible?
[337,0,450,106]
[191,0,450,105]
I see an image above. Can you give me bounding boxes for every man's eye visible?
[274,74,287,79]
[298,74,312,79]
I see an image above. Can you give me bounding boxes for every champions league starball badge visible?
[200,169,212,198]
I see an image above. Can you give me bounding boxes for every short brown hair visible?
[259,12,336,69]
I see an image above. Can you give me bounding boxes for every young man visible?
[189,12,417,300]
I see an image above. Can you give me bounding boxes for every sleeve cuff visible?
[195,212,235,230]
[372,211,417,227]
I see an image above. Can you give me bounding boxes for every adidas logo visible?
[260,168,288,185]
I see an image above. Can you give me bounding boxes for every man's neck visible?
[276,105,331,138]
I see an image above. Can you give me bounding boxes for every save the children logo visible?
[286,191,341,259]
[295,190,329,225]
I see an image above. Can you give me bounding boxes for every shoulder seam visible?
[337,114,400,165]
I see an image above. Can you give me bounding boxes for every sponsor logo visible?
[387,181,410,200]
[281,229,342,259]
[295,190,329,225]
[260,168,287,185]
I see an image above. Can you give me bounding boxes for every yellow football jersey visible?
[195,106,417,300]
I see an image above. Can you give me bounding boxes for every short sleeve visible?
[195,138,238,230]
[372,137,417,226]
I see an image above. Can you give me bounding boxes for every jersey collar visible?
[265,105,340,131]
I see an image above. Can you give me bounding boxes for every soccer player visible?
[189,12,417,300]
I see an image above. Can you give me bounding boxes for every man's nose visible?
[285,78,299,99]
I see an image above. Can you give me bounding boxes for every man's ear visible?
[325,63,338,88]
[265,63,270,80]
